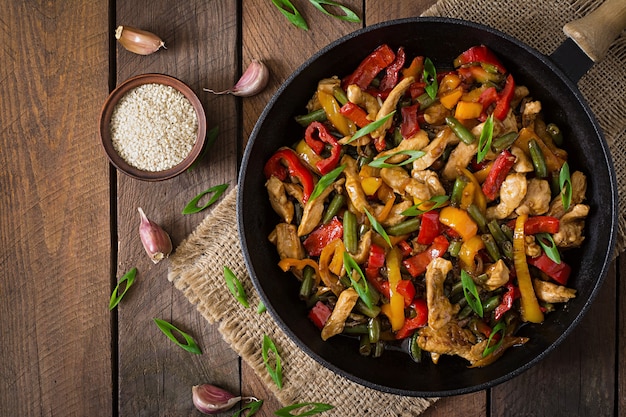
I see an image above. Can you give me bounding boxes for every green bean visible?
[354,298,381,318]
[392,126,403,147]
[409,332,422,363]
[368,317,381,344]
[343,324,369,335]
[450,279,464,298]
[448,240,462,257]
[445,116,476,144]
[546,123,563,146]
[501,223,514,241]
[450,176,468,207]
[417,92,437,110]
[528,139,548,178]
[386,217,421,236]
[467,203,487,232]
[343,210,358,254]
[488,220,508,244]
[491,132,519,153]
[294,108,327,126]
[372,340,385,358]
[500,240,513,260]
[357,155,373,169]
[481,234,501,262]
[294,202,303,225]
[299,266,316,300]
[333,87,349,106]
[457,304,474,320]
[359,334,372,356]
[322,194,345,224]
[483,295,501,313]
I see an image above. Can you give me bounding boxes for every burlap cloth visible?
[168,0,625,415]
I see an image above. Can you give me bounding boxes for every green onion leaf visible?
[309,164,345,201]
[271,0,308,30]
[368,150,425,168]
[274,402,335,417]
[559,162,572,212]
[257,301,267,314]
[476,114,494,163]
[536,232,561,264]
[364,207,392,248]
[343,252,375,310]
[153,318,202,354]
[224,266,250,308]
[182,183,229,214]
[232,399,264,417]
[346,111,395,144]
[482,320,506,357]
[308,0,360,22]
[401,195,449,216]
[188,125,219,171]
[109,267,137,310]
[423,57,438,100]
[262,334,283,389]
[461,270,483,318]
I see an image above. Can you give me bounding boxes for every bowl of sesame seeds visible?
[99,73,206,181]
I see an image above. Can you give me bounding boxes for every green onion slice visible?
[271,0,308,30]
[274,402,335,417]
[343,252,375,309]
[224,266,250,308]
[346,111,396,144]
[262,334,283,389]
[423,57,438,100]
[368,150,425,168]
[402,195,449,216]
[559,162,572,212]
[182,183,229,214]
[309,164,345,201]
[536,232,561,264]
[364,207,392,248]
[482,320,506,357]
[188,125,219,171]
[257,301,267,314]
[232,399,264,417]
[308,0,360,22]
[153,318,202,355]
[461,270,483,318]
[109,267,137,310]
[476,114,494,163]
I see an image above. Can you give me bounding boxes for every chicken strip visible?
[371,76,415,139]
[266,176,294,224]
[486,173,528,220]
[516,178,551,216]
[553,204,589,248]
[413,127,459,172]
[533,279,577,303]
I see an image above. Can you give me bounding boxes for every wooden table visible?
[1,1,623,416]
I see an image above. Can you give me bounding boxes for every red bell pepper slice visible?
[403,235,450,278]
[507,216,560,235]
[379,47,406,91]
[454,45,507,73]
[494,281,520,321]
[416,211,441,245]
[395,298,428,339]
[397,240,413,257]
[527,252,572,285]
[400,103,421,139]
[264,147,315,204]
[409,82,426,99]
[304,121,342,175]
[302,217,343,257]
[367,243,386,269]
[339,102,371,128]
[342,44,396,90]
[396,279,416,307]
[493,74,515,120]
[481,149,516,201]
[477,86,498,121]
[308,301,332,330]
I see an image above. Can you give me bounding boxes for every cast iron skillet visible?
[238,4,622,397]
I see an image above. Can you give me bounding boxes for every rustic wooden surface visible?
[0,0,621,416]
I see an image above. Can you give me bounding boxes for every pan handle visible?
[563,0,626,62]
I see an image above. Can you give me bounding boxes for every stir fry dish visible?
[263,44,587,367]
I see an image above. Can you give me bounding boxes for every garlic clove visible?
[191,384,242,415]
[204,59,270,97]
[115,25,166,55]
[137,207,173,263]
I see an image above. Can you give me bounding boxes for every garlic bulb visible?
[204,59,270,97]
[115,25,165,55]
[192,384,259,415]
[137,207,172,263]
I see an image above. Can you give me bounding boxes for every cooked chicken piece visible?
[371,76,415,139]
[500,109,519,135]
[483,259,510,291]
[342,155,370,215]
[548,171,587,218]
[298,178,344,237]
[412,170,446,197]
[273,223,306,260]
[417,322,477,364]
[516,178,551,216]
[346,84,380,120]
[423,102,450,125]
[442,141,478,181]
[372,200,412,227]
[350,229,372,264]
[376,130,429,164]
[553,204,589,248]
[521,100,542,128]
[468,335,529,368]
[511,145,533,173]
[321,288,359,340]
[425,258,457,330]
[525,235,542,258]
[486,173,528,220]
[266,176,294,224]
[511,85,530,109]
[283,182,304,205]
[381,167,432,202]
[533,279,577,303]
[317,76,340,95]
[413,127,459,171]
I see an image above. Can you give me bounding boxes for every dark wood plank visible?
[0,1,112,416]
[114,2,241,416]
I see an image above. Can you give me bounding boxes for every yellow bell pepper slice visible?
[513,214,544,323]
[439,86,464,110]
[277,258,321,286]
[438,73,461,95]
[439,206,478,241]
[361,177,382,196]
[460,181,475,210]
[317,90,356,136]
[295,139,322,173]
[319,239,346,296]
[458,234,485,273]
[460,167,487,214]
[383,247,405,331]
[454,101,483,120]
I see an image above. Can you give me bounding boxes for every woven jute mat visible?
[169,1,625,415]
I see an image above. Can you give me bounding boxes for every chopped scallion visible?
[368,150,425,168]
[182,183,229,214]
[461,270,483,318]
[109,267,137,310]
[401,195,449,216]
[153,318,202,354]
[423,57,438,99]
[476,114,494,163]
[274,402,334,417]
[262,334,283,389]
[224,266,250,308]
[309,164,345,201]
[346,111,395,143]
[364,207,391,248]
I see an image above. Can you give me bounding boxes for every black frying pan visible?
[238,2,623,397]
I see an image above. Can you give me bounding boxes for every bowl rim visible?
[99,73,207,181]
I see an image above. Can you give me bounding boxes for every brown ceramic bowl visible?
[99,73,206,181]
